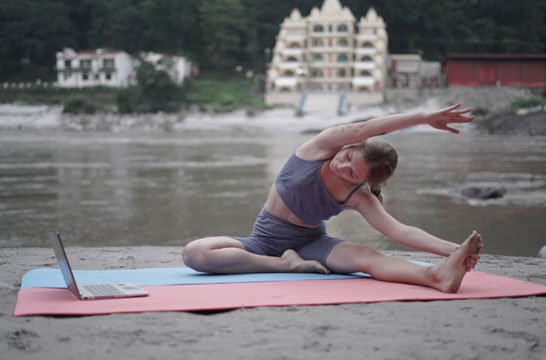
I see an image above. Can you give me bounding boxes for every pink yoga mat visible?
[14,272,546,316]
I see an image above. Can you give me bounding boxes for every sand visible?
[1,247,545,360]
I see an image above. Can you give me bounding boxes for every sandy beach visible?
[1,247,545,360]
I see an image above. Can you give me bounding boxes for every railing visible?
[1,80,55,89]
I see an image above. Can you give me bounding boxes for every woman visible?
[183,104,484,293]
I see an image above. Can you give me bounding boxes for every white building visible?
[55,48,134,88]
[266,0,388,109]
[388,54,442,88]
[55,49,193,88]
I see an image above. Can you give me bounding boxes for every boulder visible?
[461,186,507,200]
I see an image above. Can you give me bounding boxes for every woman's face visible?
[329,146,369,184]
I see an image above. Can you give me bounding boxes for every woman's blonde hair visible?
[358,138,398,187]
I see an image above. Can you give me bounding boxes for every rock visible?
[538,245,546,258]
[461,186,507,200]
[475,109,546,135]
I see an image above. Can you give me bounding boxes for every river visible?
[1,112,545,257]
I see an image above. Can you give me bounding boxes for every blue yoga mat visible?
[21,261,431,289]
[21,267,365,289]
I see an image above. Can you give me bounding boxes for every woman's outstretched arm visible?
[347,191,460,257]
[298,104,473,159]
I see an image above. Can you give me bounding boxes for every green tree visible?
[198,0,247,70]
[88,0,147,53]
[0,0,75,80]
[1,0,546,80]
[117,61,183,113]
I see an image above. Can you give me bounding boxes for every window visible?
[360,70,372,76]
[286,56,298,62]
[103,58,115,69]
[337,54,349,63]
[338,39,349,47]
[105,73,112,80]
[284,70,295,76]
[337,69,346,77]
[312,39,324,47]
[64,60,71,69]
[288,43,301,49]
[337,24,348,32]
[82,73,89,81]
[80,59,91,70]
[313,24,324,32]
[94,74,100,80]
[360,56,373,62]
[312,54,323,61]
[328,25,333,32]
[310,69,324,77]
[362,42,374,48]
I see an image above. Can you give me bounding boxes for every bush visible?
[116,61,184,114]
[63,97,101,114]
[511,95,542,111]
[184,74,266,113]
[472,108,489,117]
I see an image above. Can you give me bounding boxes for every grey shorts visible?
[233,208,344,264]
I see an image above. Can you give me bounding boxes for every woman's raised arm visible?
[298,104,473,159]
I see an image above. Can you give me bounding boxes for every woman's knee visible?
[327,242,384,273]
[182,237,242,272]
[182,239,211,271]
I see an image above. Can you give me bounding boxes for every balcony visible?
[281,48,304,56]
[356,33,376,42]
[57,66,94,72]
[355,48,376,56]
[283,33,306,42]
[274,77,299,87]
[352,76,375,87]
[353,61,375,70]
[278,62,301,70]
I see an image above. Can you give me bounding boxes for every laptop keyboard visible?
[83,284,126,296]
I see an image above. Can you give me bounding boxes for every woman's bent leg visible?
[182,236,329,274]
[325,232,482,293]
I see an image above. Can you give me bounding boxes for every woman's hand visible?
[424,104,474,134]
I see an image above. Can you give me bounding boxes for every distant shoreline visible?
[1,101,545,136]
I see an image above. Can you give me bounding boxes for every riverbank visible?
[0,75,266,115]
[1,85,543,135]
[1,247,545,360]
[2,101,543,136]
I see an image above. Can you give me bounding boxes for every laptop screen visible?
[47,230,81,299]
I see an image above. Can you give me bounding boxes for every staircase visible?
[296,93,347,116]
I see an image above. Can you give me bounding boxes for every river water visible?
[1,115,545,256]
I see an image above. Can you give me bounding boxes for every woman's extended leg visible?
[182,236,329,274]
[325,232,483,293]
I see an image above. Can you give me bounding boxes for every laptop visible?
[47,230,149,300]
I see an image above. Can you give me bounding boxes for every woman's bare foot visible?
[281,249,330,274]
[428,231,483,293]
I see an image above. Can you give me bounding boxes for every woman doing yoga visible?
[182,104,484,293]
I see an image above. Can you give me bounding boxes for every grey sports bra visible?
[274,153,364,225]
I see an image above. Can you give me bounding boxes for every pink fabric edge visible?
[14,271,546,316]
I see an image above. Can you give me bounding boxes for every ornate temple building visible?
[265,0,388,110]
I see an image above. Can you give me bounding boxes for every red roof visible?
[77,49,124,55]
